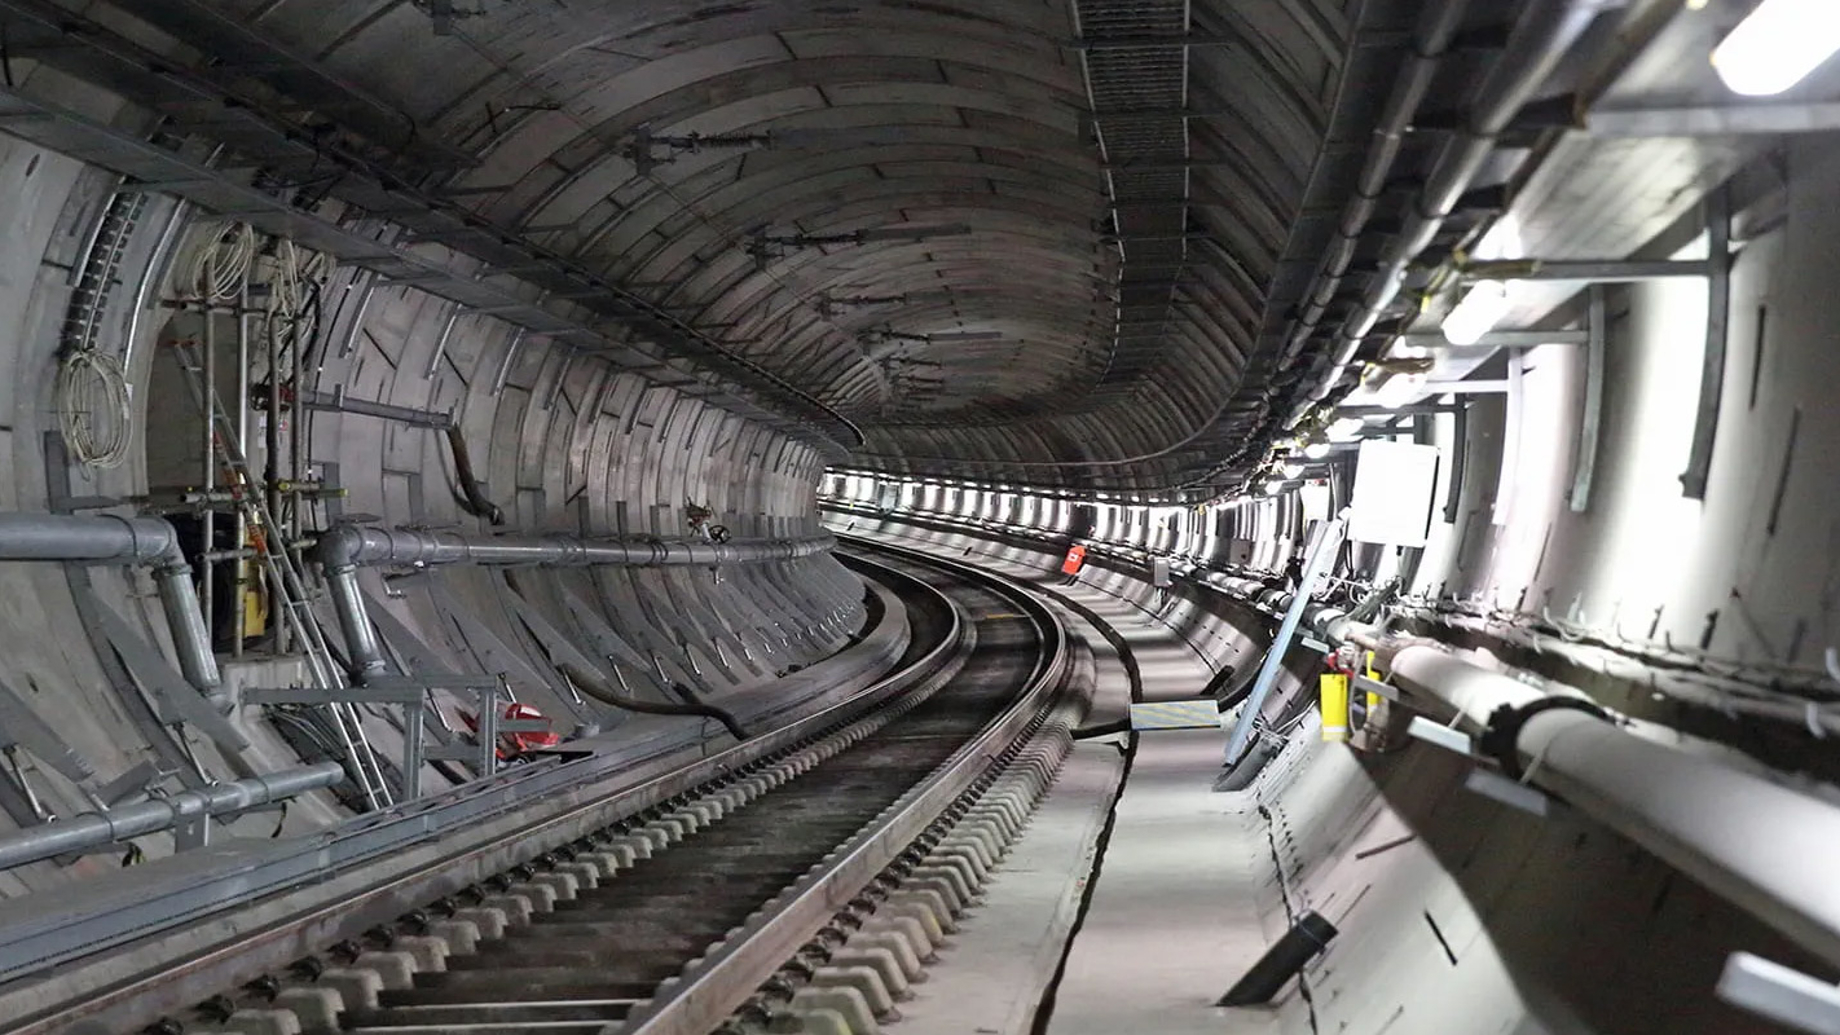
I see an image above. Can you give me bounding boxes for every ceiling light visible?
[1372,372,1427,410]
[1304,440,1332,459]
[1712,0,1840,96]
[1327,417,1365,441]
[1442,280,1512,346]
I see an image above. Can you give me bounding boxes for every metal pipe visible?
[234,284,251,659]
[314,526,833,681]
[1298,0,1606,414]
[201,305,217,649]
[0,513,222,693]
[1382,642,1840,966]
[316,525,836,571]
[0,762,343,871]
[1283,0,1473,368]
[325,566,386,676]
[1224,516,1346,765]
[292,388,454,429]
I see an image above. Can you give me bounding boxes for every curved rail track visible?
[7,540,1089,1035]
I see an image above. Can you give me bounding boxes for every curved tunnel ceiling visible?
[64,0,1414,494]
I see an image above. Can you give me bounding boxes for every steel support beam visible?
[1586,102,1840,137]
[291,388,454,429]
[1569,285,1607,512]
[1224,515,1346,766]
[1682,187,1732,499]
[1464,259,1711,282]
[1393,330,1588,349]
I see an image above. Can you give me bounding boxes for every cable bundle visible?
[56,348,134,468]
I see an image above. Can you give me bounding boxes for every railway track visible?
[9,541,1089,1035]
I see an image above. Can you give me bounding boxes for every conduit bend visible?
[0,512,221,696]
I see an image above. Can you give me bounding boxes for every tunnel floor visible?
[859,528,1284,1034]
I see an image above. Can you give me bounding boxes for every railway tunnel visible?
[0,0,1835,1032]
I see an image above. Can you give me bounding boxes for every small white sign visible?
[1348,440,1440,547]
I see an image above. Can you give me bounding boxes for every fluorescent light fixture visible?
[1304,440,1332,459]
[1327,417,1365,441]
[1371,372,1427,410]
[1441,279,1512,346]
[1712,0,1840,96]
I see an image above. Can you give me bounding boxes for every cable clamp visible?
[1478,697,1609,781]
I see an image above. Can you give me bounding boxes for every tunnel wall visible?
[0,82,861,897]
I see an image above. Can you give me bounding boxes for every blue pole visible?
[1222,515,1346,765]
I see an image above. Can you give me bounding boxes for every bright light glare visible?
[1327,417,1365,441]
[1712,0,1840,96]
[1281,462,1305,479]
[1262,480,1283,496]
[1304,440,1332,459]
[1372,372,1427,410]
[1442,280,1512,346]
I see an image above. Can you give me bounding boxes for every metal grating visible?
[1076,0,1192,397]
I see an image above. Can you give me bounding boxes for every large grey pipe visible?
[0,512,221,695]
[0,762,343,871]
[317,525,835,570]
[316,525,835,678]
[1379,642,1840,967]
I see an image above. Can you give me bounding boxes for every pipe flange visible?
[1479,697,1609,780]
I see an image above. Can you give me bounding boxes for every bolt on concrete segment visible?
[892,742,1126,1035]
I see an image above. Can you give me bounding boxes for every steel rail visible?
[0,557,957,1035]
[617,534,1073,1035]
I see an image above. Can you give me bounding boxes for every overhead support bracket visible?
[1568,286,1607,512]
[1682,187,1732,499]
[1587,102,1840,137]
[1393,330,1587,349]
[1337,403,1465,417]
[1463,259,1710,282]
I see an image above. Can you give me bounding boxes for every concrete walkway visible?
[845,526,1283,1034]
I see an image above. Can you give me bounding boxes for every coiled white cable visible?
[180,221,257,302]
[56,349,134,468]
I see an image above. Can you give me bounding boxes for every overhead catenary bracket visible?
[1681,186,1733,500]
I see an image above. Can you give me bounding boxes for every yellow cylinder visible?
[1364,650,1383,713]
[1320,672,1350,742]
